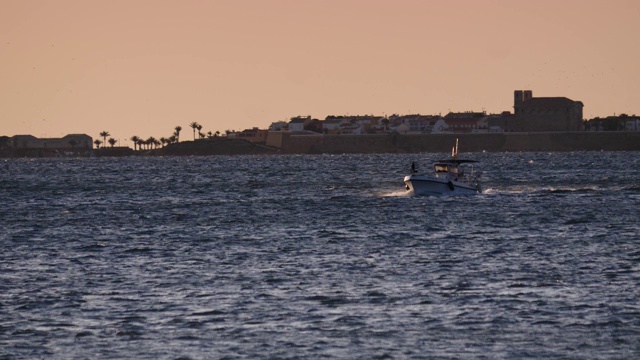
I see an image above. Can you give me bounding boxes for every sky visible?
[1,0,639,142]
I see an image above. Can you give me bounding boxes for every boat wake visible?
[542,186,601,194]
[479,188,499,195]
[377,189,413,197]
[484,185,603,195]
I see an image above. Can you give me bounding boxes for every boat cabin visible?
[434,163,459,180]
[434,163,458,174]
[433,159,477,180]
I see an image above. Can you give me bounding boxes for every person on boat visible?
[411,162,417,174]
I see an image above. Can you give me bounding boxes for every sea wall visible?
[282,134,324,154]
[281,132,640,153]
[310,134,396,153]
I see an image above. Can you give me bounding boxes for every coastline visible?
[1,131,639,158]
[278,131,640,154]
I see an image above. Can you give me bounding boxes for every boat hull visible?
[404,175,480,195]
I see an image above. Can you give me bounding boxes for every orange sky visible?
[1,0,639,142]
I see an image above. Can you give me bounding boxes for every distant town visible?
[1,90,639,157]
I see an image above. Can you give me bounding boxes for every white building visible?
[269,121,289,131]
[625,118,640,131]
[321,118,345,132]
[430,119,450,133]
[288,116,313,132]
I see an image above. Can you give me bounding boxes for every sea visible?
[1,151,639,359]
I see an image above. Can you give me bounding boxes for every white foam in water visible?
[377,189,413,197]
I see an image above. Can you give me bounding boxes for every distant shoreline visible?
[276,131,640,154]
[1,131,639,158]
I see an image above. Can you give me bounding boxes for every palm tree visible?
[147,137,157,149]
[137,139,146,150]
[215,131,221,137]
[190,122,199,140]
[174,126,182,142]
[196,124,203,139]
[130,136,140,151]
[160,137,168,147]
[108,138,117,147]
[100,131,110,145]
[168,135,177,144]
[94,139,102,149]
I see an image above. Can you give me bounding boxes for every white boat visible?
[404,139,481,195]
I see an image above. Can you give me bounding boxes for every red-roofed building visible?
[443,112,487,133]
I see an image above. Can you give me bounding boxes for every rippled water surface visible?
[1,152,639,359]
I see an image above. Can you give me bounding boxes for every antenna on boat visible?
[452,138,459,159]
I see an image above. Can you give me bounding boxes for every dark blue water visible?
[1,152,639,359]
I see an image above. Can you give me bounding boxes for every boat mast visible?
[452,138,459,159]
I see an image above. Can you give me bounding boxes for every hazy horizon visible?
[2,0,639,143]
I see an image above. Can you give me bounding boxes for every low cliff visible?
[154,138,279,156]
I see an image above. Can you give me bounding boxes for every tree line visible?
[93,122,223,150]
